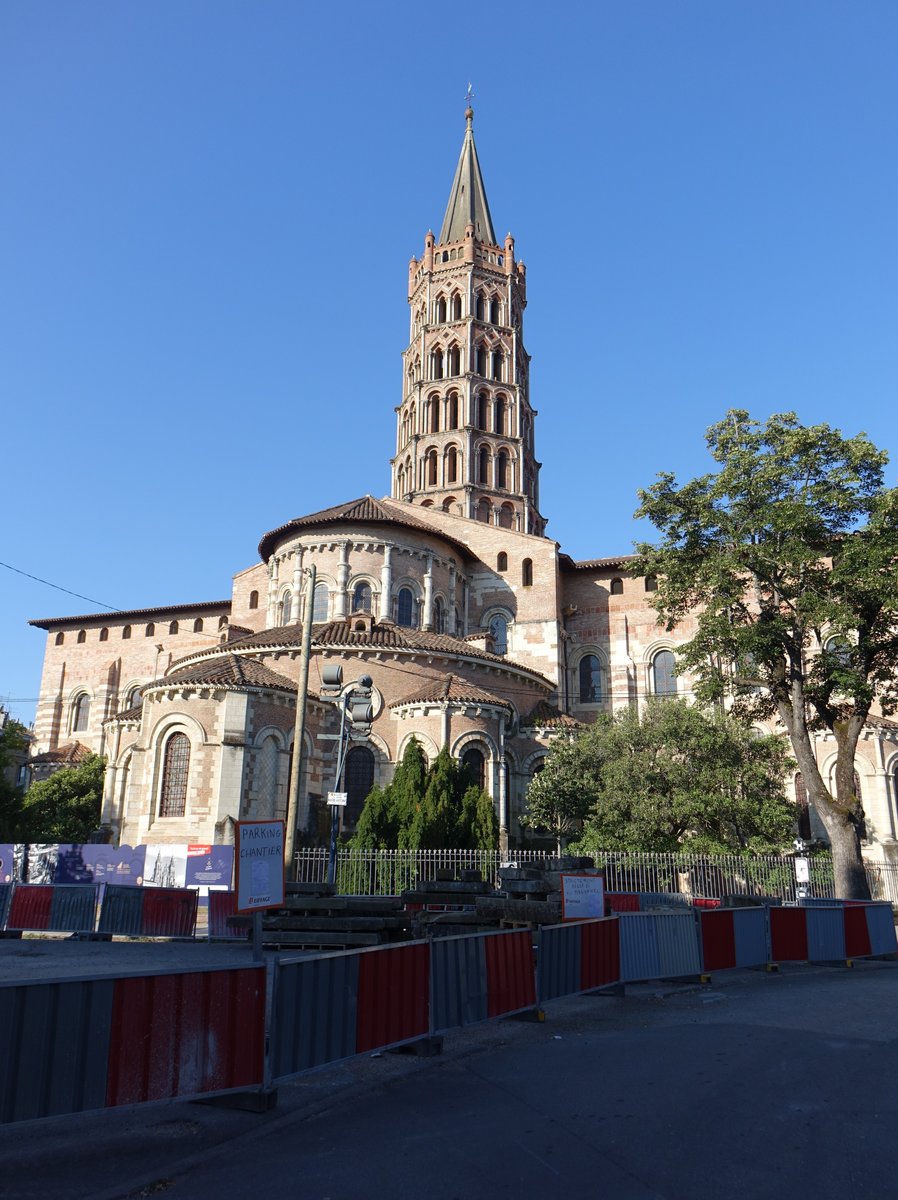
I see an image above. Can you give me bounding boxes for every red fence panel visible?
[106,967,266,1106]
[843,905,873,957]
[141,888,198,937]
[355,942,430,1054]
[769,907,809,962]
[605,892,640,915]
[7,885,53,931]
[580,917,620,991]
[207,890,242,939]
[699,909,737,971]
[483,929,536,1018]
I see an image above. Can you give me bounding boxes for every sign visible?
[561,871,605,920]
[794,856,810,884]
[235,820,285,912]
[186,844,234,890]
[327,792,348,807]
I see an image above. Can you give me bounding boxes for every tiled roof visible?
[29,741,92,766]
[558,554,635,572]
[29,599,231,630]
[147,654,296,694]
[104,704,143,725]
[522,701,583,729]
[257,495,472,561]
[865,714,898,732]
[390,674,511,710]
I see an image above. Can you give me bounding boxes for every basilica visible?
[27,108,898,855]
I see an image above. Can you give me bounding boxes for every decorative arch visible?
[350,577,376,614]
[397,731,439,763]
[70,691,91,734]
[575,650,606,704]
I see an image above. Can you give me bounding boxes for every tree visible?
[634,410,898,897]
[352,740,498,851]
[523,700,794,854]
[21,754,106,842]
[0,717,29,840]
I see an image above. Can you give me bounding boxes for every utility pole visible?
[285,563,316,880]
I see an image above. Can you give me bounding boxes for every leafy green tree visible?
[0,717,29,840]
[21,754,106,842]
[634,411,898,897]
[524,700,794,855]
[352,739,498,851]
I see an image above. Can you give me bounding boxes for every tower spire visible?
[438,102,496,245]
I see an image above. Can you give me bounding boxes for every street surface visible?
[1,951,897,1199]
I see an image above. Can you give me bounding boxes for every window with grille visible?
[352,583,372,613]
[489,614,508,655]
[159,733,190,818]
[345,746,375,826]
[579,655,602,703]
[312,584,329,622]
[72,694,90,733]
[396,587,417,627]
[462,747,485,791]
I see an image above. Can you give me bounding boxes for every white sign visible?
[795,856,810,884]
[327,792,348,807]
[235,820,285,912]
[561,871,605,920]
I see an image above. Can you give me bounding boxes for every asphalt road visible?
[2,954,897,1200]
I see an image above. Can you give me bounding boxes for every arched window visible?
[193,618,204,633]
[249,590,259,610]
[99,627,109,642]
[462,747,485,791]
[522,558,533,587]
[312,583,329,622]
[168,620,179,635]
[159,732,190,818]
[218,615,228,630]
[476,346,488,377]
[446,445,458,482]
[436,296,447,323]
[794,773,812,841]
[352,582,372,613]
[645,576,658,593]
[478,445,490,485]
[427,448,438,486]
[477,498,491,524]
[255,735,280,818]
[492,352,503,382]
[127,687,143,710]
[497,552,508,572]
[428,394,440,433]
[122,625,132,640]
[494,397,506,435]
[443,496,456,514]
[396,587,417,628]
[77,629,86,644]
[280,591,292,624]
[451,293,462,320]
[579,655,603,703]
[610,578,624,595]
[448,345,461,376]
[489,297,500,324]
[447,392,459,429]
[477,392,488,429]
[489,614,508,655]
[55,632,64,646]
[498,504,514,529]
[475,293,485,321]
[432,347,444,379]
[345,745,376,827]
[71,693,90,733]
[496,450,509,489]
[145,623,155,637]
[433,596,446,634]
[652,650,677,696]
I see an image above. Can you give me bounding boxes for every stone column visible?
[266,557,279,627]
[448,565,457,635]
[291,547,305,624]
[497,725,509,855]
[422,554,434,630]
[380,545,393,621]
[335,542,350,619]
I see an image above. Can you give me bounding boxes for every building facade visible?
[27,109,898,856]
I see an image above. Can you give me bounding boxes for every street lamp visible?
[321,665,374,885]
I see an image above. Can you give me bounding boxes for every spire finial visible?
[464,82,474,125]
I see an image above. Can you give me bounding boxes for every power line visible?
[0,559,120,611]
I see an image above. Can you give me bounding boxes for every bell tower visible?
[391,106,545,535]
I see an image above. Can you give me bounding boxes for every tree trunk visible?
[820,807,870,899]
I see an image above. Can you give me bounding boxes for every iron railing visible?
[292,846,898,904]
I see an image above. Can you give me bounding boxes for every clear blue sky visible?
[2,1,896,726]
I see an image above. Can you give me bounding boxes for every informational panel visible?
[561,871,605,920]
[235,821,285,912]
[186,844,234,892]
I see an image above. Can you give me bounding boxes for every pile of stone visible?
[230,881,412,950]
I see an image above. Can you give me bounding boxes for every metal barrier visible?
[537,918,621,1004]
[431,929,537,1033]
[270,941,430,1082]
[98,885,198,938]
[697,907,769,971]
[6,884,99,935]
[0,882,11,929]
[618,912,703,982]
[207,890,243,939]
[769,906,847,963]
[0,965,266,1124]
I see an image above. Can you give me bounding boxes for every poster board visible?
[235,820,285,912]
[561,871,605,920]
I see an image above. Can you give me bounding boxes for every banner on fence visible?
[185,845,234,891]
[561,871,605,919]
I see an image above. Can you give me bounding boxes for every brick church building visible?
[27,108,898,856]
